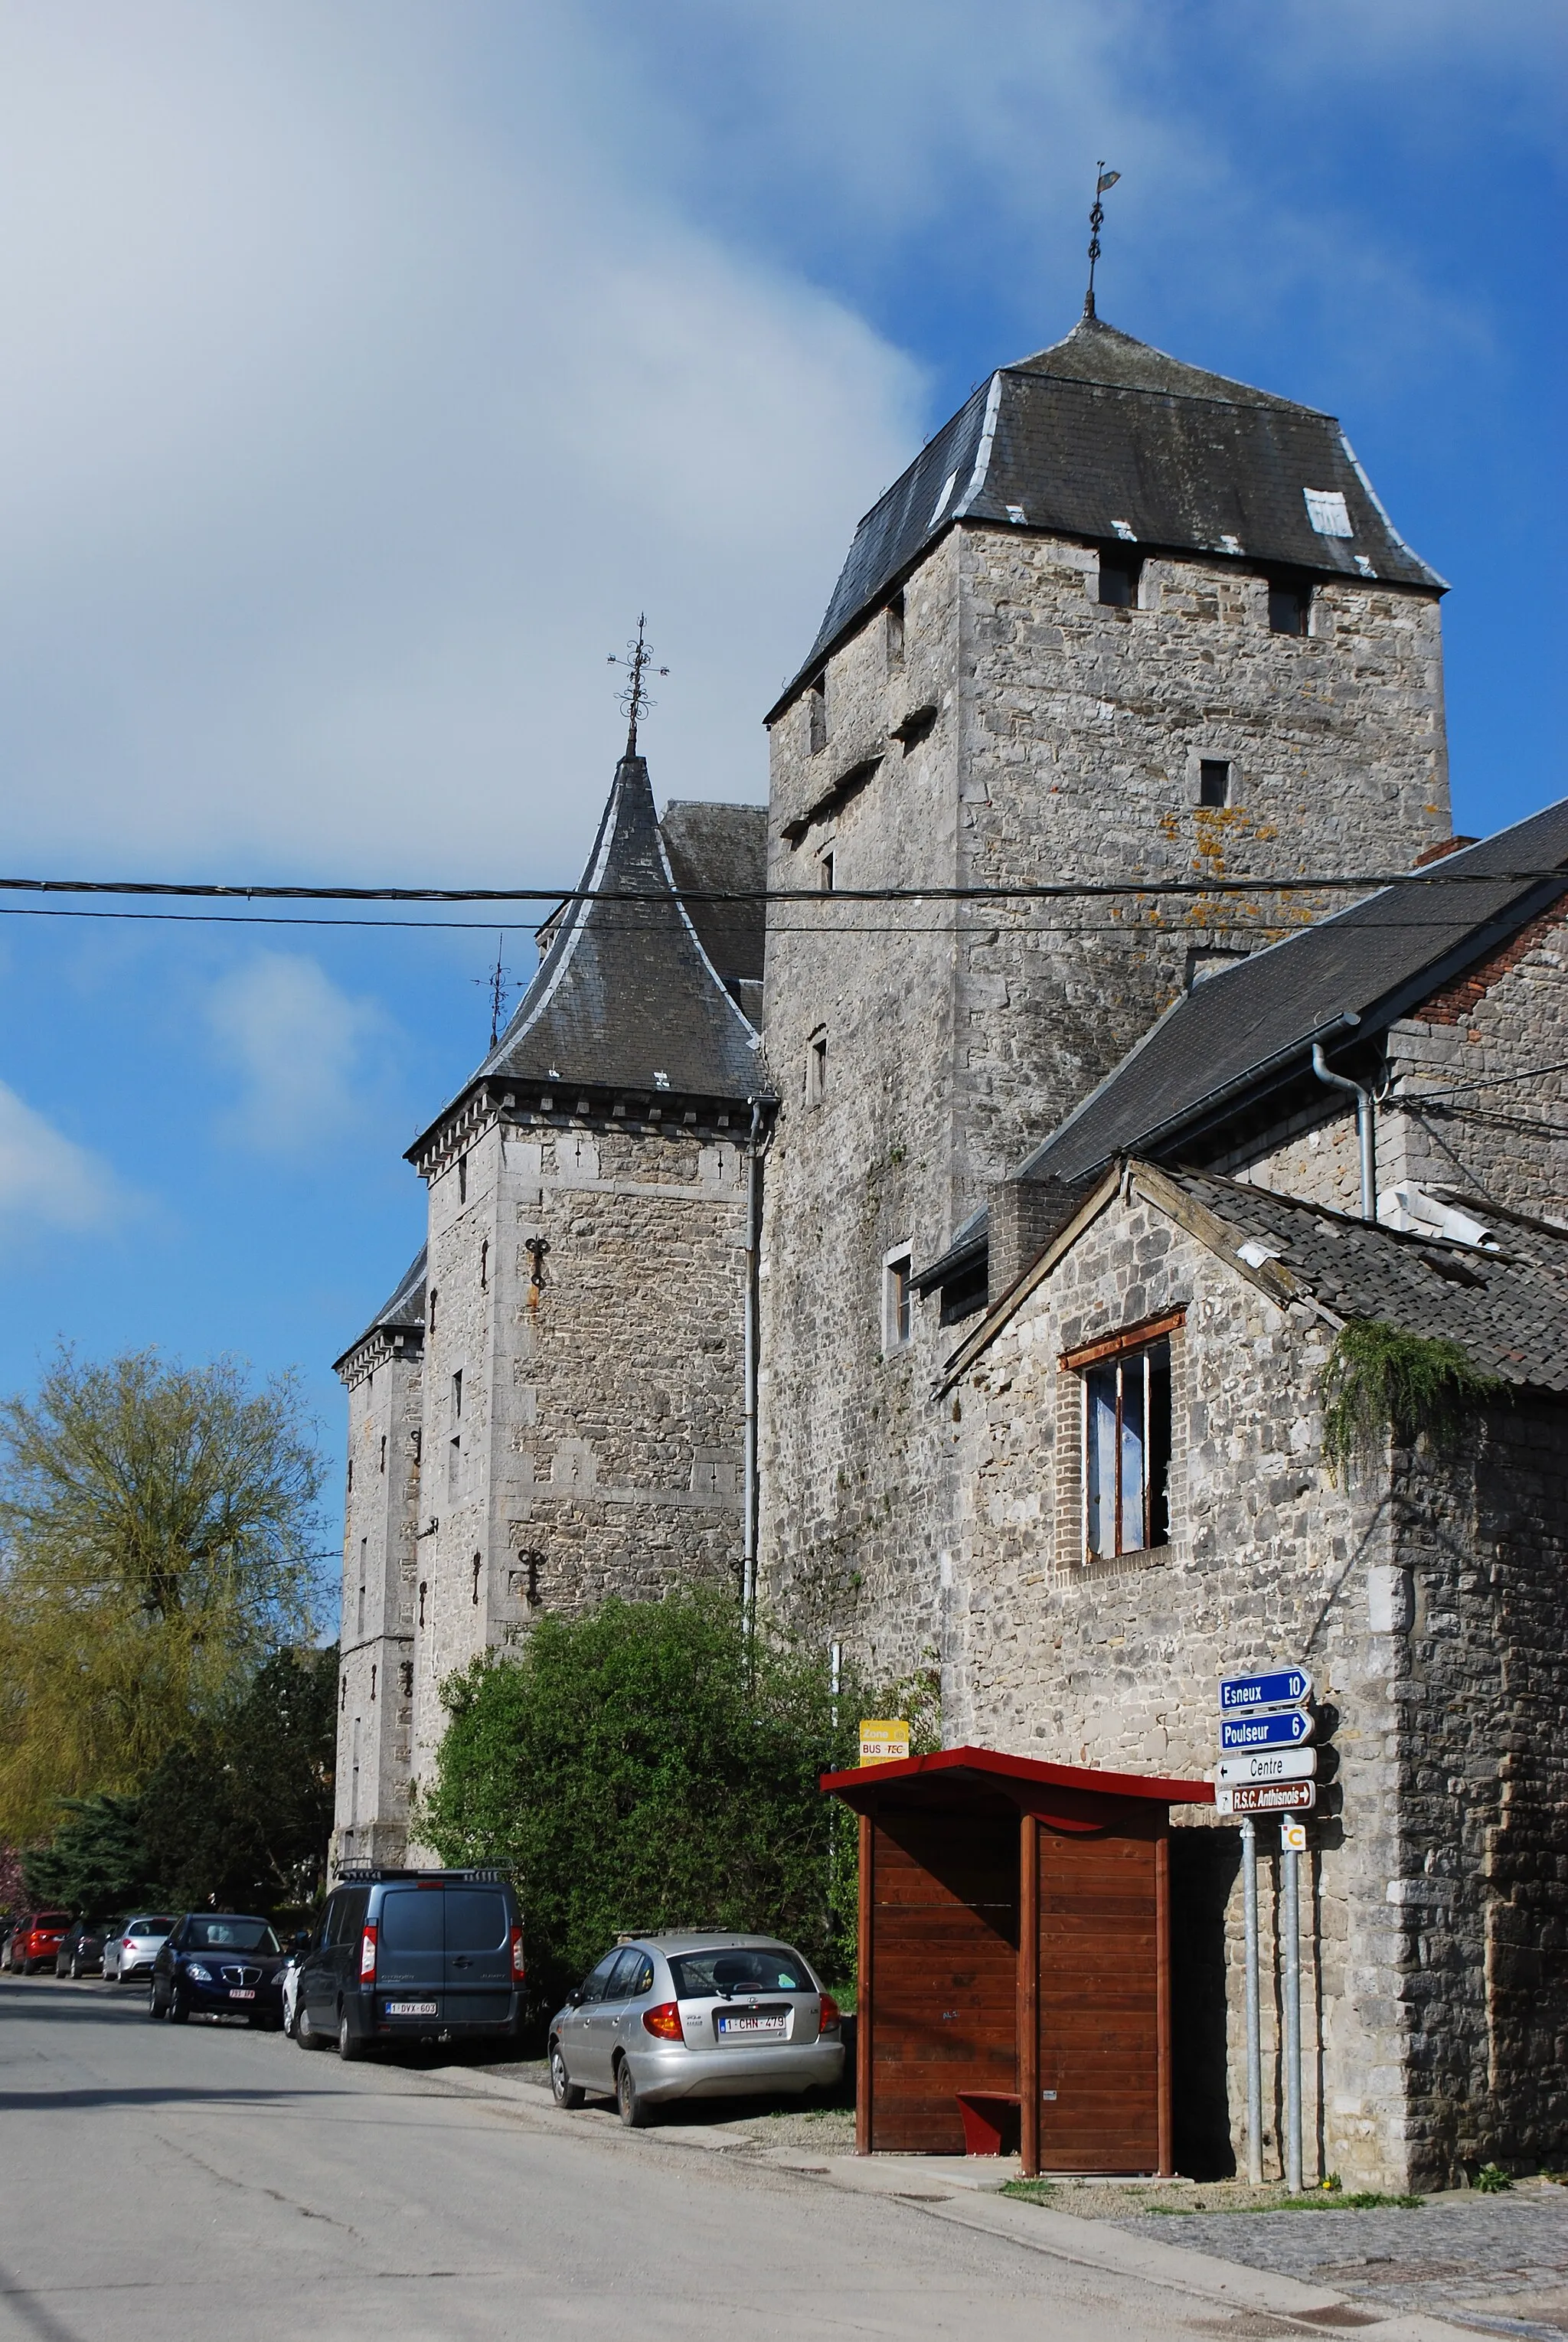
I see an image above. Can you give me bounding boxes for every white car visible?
[103,1916,176,1984]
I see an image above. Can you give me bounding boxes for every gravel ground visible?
[1102,2182,1568,2337]
[479,2056,859,2152]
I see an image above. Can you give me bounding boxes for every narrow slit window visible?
[1083,1338,1171,1562]
[1199,759,1230,808]
[808,674,828,756]
[452,1370,462,1420]
[806,1029,828,1106]
[884,1253,913,1351]
[378,1434,386,1475]
[458,1154,468,1204]
[885,592,905,671]
[819,848,835,893]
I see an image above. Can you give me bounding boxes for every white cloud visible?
[0,2,920,883]
[205,952,390,1153]
[0,1081,121,1231]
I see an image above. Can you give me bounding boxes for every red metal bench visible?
[956,2091,1021,2156]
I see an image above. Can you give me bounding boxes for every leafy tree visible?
[0,1348,326,1841]
[417,1589,932,2010]
[21,1792,151,1918]
[139,1645,338,1914]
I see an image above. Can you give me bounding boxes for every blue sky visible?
[0,0,1562,1515]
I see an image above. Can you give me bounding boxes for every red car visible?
[8,1912,71,1974]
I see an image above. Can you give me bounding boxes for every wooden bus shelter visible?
[822,1746,1213,2176]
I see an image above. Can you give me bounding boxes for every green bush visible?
[417,1589,929,2010]
[1320,1319,1502,1475]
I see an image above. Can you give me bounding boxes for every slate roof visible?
[771,312,1444,717]
[412,756,764,1155]
[1160,1167,1568,1394]
[333,1246,426,1377]
[659,799,766,1026]
[1019,798,1568,1189]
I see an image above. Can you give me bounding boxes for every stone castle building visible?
[333,306,1568,2189]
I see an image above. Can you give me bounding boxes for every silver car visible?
[548,1933,844,2128]
[103,1916,175,1984]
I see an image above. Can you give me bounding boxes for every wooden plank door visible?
[1035,1821,1161,2173]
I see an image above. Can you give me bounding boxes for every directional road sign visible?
[1215,1748,1318,1787]
[1220,1708,1315,1752]
[1220,1667,1312,1714]
[1215,1782,1316,1816]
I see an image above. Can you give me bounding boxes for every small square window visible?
[1198,759,1230,808]
[808,675,828,756]
[1099,554,1141,608]
[1082,1338,1171,1561]
[884,1252,913,1351]
[806,1029,828,1106]
[1269,581,1310,636]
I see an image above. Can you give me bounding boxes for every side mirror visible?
[566,1988,583,2008]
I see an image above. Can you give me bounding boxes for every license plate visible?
[717,2014,786,2038]
[385,2001,439,2017]
[228,1989,255,2000]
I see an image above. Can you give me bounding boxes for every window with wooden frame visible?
[1064,1315,1179,1563]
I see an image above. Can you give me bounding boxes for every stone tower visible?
[390,750,770,1847]
[332,1249,425,1870]
[757,310,1452,1678]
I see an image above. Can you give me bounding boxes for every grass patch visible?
[1001,2180,1059,2203]
[1147,2192,1422,2216]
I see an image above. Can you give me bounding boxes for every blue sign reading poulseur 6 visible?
[1220,1667,1312,1713]
[1220,1708,1315,1751]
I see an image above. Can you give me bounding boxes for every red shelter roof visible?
[820,1743,1214,1806]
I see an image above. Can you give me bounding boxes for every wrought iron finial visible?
[1084,162,1120,318]
[606,614,669,756]
[473,933,512,1048]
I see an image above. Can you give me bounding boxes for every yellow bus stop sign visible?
[859,1720,910,1767]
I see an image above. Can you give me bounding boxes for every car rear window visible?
[129,1920,175,1937]
[379,1890,443,1952]
[443,1890,508,1952]
[183,1918,279,1953]
[669,1946,815,1998]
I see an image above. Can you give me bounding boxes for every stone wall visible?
[761,513,1452,1695]
[1213,909,1568,1228]
[332,1338,422,1870]
[407,1108,750,1851]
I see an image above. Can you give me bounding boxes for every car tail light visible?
[818,1992,842,2035]
[642,2000,683,2041]
[122,1937,136,1952]
[509,1925,526,1983]
[359,1925,377,1981]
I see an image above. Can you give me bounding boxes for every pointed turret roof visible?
[410,755,763,1164]
[769,312,1444,718]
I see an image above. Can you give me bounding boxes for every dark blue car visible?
[148,1912,287,2027]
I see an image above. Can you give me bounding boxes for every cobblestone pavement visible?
[1112,2186,1568,2337]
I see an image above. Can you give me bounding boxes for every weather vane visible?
[1084,161,1120,318]
[607,614,668,756]
[473,933,511,1048]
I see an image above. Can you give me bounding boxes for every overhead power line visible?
[0,867,1560,907]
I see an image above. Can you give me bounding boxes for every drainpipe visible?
[1311,1039,1378,1223]
[741,1100,763,1641]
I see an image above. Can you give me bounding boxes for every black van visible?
[295,1867,524,2059]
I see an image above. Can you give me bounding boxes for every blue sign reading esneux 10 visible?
[1220,1668,1312,1713]
[1220,1709,1316,1751]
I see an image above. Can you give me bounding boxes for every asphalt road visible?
[0,1971,1261,2342]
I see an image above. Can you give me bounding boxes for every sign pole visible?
[1282,1837,1302,2192]
[1241,1815,1263,2184]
